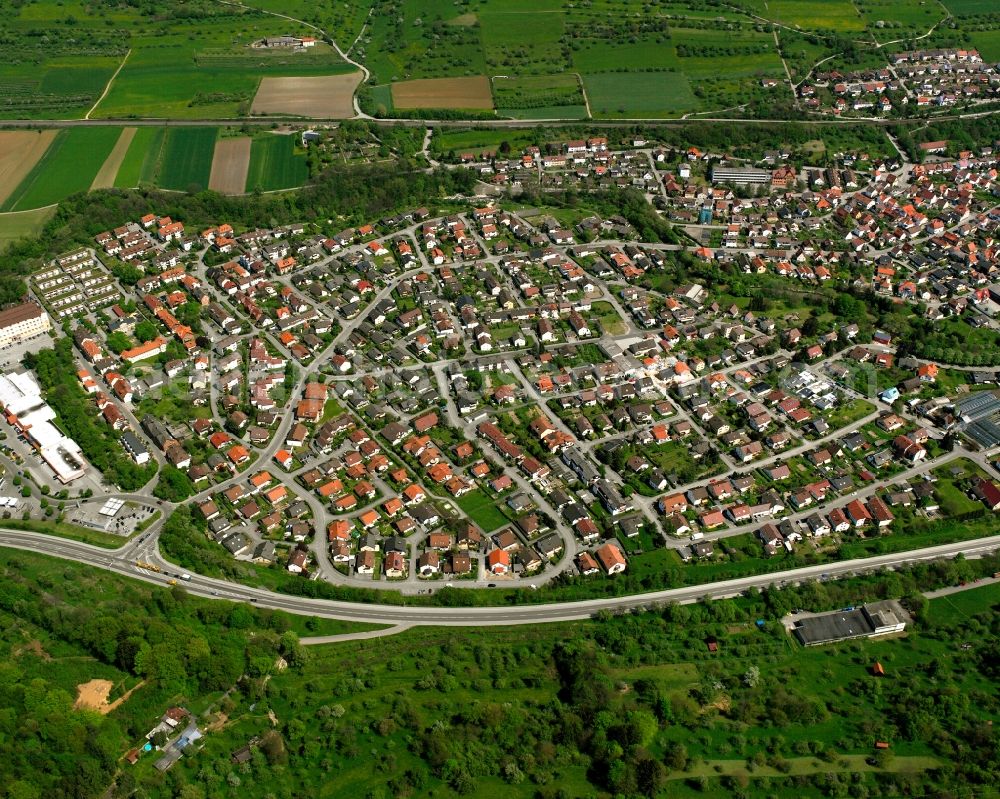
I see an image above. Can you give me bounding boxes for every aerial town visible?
[5,129,1000,593]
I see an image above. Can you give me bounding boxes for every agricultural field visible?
[584,72,699,118]
[969,28,1000,62]
[245,134,309,192]
[0,131,58,207]
[391,76,495,110]
[251,72,363,118]
[207,136,252,195]
[493,74,589,119]
[765,0,867,31]
[940,0,1000,14]
[156,127,218,193]
[1,127,122,211]
[113,127,166,189]
[89,128,138,190]
[856,0,948,42]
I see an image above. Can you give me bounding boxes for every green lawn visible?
[157,127,218,192]
[2,127,122,211]
[246,134,309,192]
[455,489,509,532]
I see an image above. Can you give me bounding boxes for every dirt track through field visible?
[392,76,494,110]
[90,127,137,190]
[252,72,362,118]
[208,137,252,195]
[0,131,58,207]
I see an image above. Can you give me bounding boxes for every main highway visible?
[1,528,997,626]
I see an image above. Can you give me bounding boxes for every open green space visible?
[766,0,866,31]
[940,0,999,14]
[246,134,309,192]
[157,127,219,193]
[970,29,1000,62]
[0,206,56,253]
[455,489,509,533]
[493,73,587,117]
[113,126,166,188]
[584,72,699,118]
[2,127,122,211]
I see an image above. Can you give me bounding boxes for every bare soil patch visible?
[208,136,252,195]
[90,127,137,190]
[392,76,494,110]
[252,72,362,118]
[0,131,58,207]
[13,639,52,661]
[75,678,145,715]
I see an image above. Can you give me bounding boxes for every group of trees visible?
[0,548,306,799]
[23,339,156,491]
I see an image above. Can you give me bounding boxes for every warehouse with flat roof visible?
[710,166,771,185]
[792,600,908,646]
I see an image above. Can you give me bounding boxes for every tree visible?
[135,320,159,343]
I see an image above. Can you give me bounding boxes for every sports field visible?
[251,72,363,118]
[157,128,218,193]
[392,76,494,110]
[0,131,58,207]
[246,135,309,192]
[208,137,252,195]
[90,128,138,190]
[2,127,122,211]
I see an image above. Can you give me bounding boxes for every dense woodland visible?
[0,546,997,799]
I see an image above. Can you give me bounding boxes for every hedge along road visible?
[0,528,998,626]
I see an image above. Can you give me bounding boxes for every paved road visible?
[1,527,996,625]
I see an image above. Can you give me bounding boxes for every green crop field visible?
[2,127,122,211]
[493,74,588,118]
[767,0,866,31]
[157,127,218,193]
[584,72,699,118]
[970,29,1000,61]
[113,127,166,188]
[940,0,1000,13]
[246,134,309,192]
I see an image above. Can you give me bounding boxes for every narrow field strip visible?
[90,127,137,190]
